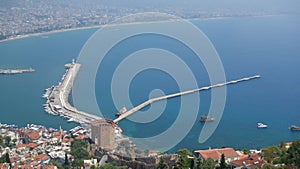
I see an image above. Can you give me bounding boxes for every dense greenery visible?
[174,148,193,169]
[157,157,169,169]
[286,140,300,168]
[0,153,9,163]
[2,131,300,169]
[70,139,90,168]
[99,162,121,169]
[201,158,217,169]
[262,139,300,169]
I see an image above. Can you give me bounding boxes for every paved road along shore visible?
[46,62,102,124]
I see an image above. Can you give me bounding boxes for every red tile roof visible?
[53,131,67,137]
[231,153,267,169]
[10,156,21,163]
[24,153,31,158]
[27,131,41,140]
[195,148,238,160]
[26,142,39,149]
[218,148,239,159]
[15,143,27,148]
[43,165,57,169]
[62,137,74,143]
[34,154,50,161]
[0,163,10,169]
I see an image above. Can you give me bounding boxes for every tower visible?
[91,119,115,149]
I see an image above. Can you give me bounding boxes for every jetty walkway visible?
[43,60,260,125]
[44,61,102,124]
[113,75,261,123]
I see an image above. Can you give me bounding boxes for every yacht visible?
[257,122,268,128]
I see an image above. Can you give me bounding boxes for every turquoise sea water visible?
[0,15,299,152]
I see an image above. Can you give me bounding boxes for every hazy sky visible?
[1,0,299,15]
[98,0,300,12]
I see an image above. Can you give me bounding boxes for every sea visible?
[0,15,299,153]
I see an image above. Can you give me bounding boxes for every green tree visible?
[262,164,277,169]
[12,138,17,146]
[194,157,202,169]
[5,152,10,163]
[174,155,185,169]
[286,140,300,167]
[64,152,69,166]
[0,135,3,146]
[0,154,6,163]
[174,149,193,169]
[71,139,90,168]
[218,154,227,169]
[99,161,119,169]
[157,157,168,169]
[262,145,282,164]
[4,136,11,146]
[202,158,216,169]
[49,159,63,168]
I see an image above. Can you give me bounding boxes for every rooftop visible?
[195,148,238,160]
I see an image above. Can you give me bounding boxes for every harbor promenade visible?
[43,61,260,125]
[44,61,102,124]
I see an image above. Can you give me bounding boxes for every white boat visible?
[257,122,268,128]
[67,118,74,122]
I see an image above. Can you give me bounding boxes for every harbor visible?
[42,59,262,127]
[0,68,35,74]
[42,59,102,124]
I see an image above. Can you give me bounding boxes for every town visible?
[0,122,300,169]
[0,0,281,41]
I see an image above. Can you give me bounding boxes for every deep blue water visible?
[0,15,300,152]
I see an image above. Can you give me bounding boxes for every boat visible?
[289,125,300,131]
[200,115,215,122]
[115,107,127,116]
[257,122,268,128]
[67,118,74,122]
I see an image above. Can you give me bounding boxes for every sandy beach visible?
[0,14,279,43]
[0,16,233,43]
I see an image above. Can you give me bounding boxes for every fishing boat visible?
[115,107,127,116]
[200,114,215,122]
[289,125,300,131]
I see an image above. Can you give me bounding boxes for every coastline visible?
[1,13,296,153]
[0,14,280,43]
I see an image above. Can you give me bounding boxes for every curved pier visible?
[45,62,102,124]
[113,75,261,123]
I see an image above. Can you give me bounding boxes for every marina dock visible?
[0,68,35,74]
[113,75,261,123]
[43,60,102,124]
[43,60,260,125]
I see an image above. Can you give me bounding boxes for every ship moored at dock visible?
[0,68,35,74]
[42,60,102,124]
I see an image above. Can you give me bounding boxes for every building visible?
[91,119,115,149]
[231,153,267,169]
[194,148,239,163]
